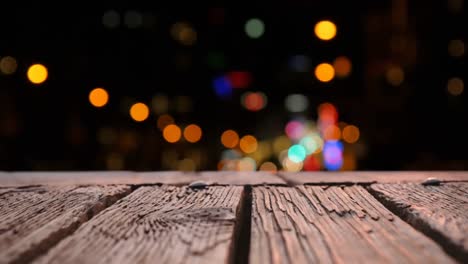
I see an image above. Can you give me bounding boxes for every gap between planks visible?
[368,183,468,262]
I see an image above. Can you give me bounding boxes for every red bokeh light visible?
[227,71,252,89]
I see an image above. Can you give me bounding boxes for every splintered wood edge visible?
[367,182,468,262]
[278,171,468,185]
[0,171,286,186]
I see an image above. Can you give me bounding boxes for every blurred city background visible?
[0,2,467,172]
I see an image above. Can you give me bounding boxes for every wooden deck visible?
[0,171,467,263]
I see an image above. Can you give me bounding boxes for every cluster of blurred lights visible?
[2,15,367,172]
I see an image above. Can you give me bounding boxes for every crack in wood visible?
[0,185,132,264]
[250,185,457,264]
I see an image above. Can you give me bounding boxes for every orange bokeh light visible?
[221,130,239,148]
[183,124,202,143]
[323,124,341,140]
[342,125,360,143]
[89,88,109,107]
[239,135,258,154]
[163,124,182,143]
[333,56,352,78]
[314,63,335,82]
[130,103,149,122]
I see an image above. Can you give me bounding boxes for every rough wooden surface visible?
[279,171,468,185]
[250,185,456,264]
[0,185,131,264]
[35,185,243,264]
[0,171,285,186]
[370,182,468,261]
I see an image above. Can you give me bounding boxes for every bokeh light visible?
[342,125,360,143]
[27,64,48,84]
[237,157,257,171]
[163,124,182,143]
[285,94,308,112]
[448,39,465,57]
[183,124,202,143]
[175,96,192,113]
[273,135,292,155]
[89,88,109,108]
[171,22,197,46]
[285,120,306,140]
[314,20,337,41]
[282,157,303,172]
[178,158,196,171]
[242,92,267,112]
[323,140,344,171]
[333,56,352,78]
[102,10,120,28]
[245,18,265,39]
[0,56,18,75]
[124,10,143,28]
[288,144,307,163]
[130,102,149,122]
[303,155,321,171]
[227,71,252,89]
[289,55,311,73]
[151,94,169,114]
[323,124,341,140]
[240,135,258,153]
[318,102,338,125]
[315,63,335,82]
[447,77,464,96]
[157,114,174,131]
[221,130,239,149]
[386,66,404,86]
[213,76,232,98]
[259,161,277,172]
[300,134,322,154]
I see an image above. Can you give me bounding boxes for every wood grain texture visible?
[250,185,456,264]
[279,171,468,185]
[0,185,131,264]
[370,182,468,261]
[0,171,285,186]
[35,185,243,264]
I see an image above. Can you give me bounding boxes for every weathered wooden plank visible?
[370,182,468,261]
[0,171,285,186]
[279,171,468,185]
[35,185,244,264]
[250,185,456,264]
[0,185,131,264]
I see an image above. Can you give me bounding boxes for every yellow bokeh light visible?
[163,124,182,143]
[89,88,109,108]
[157,114,174,130]
[178,158,196,171]
[333,56,352,78]
[183,124,202,143]
[323,125,341,140]
[315,63,335,82]
[448,39,465,57]
[221,130,239,149]
[273,135,292,154]
[240,135,258,154]
[27,64,48,84]
[0,56,18,75]
[130,102,149,122]
[314,20,337,41]
[386,66,404,86]
[447,78,464,96]
[342,125,360,143]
